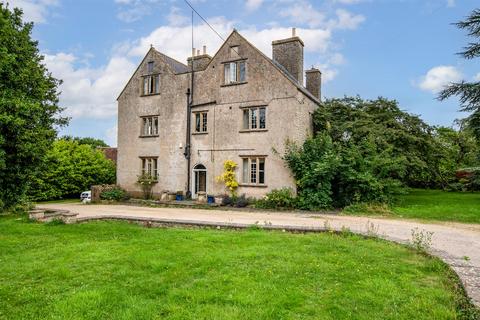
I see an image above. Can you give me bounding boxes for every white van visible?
[80,191,91,203]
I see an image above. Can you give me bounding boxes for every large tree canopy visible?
[285,97,480,209]
[439,8,480,140]
[0,5,68,210]
[27,139,116,201]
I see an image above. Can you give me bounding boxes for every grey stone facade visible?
[116,29,321,199]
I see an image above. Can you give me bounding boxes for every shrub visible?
[234,195,249,208]
[255,188,297,210]
[100,186,129,201]
[216,160,239,197]
[222,195,233,206]
[452,167,480,191]
[136,174,158,199]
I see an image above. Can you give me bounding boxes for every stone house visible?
[116,28,321,199]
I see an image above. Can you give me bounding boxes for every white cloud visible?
[446,0,455,7]
[245,0,263,11]
[474,73,480,81]
[5,0,58,23]
[44,53,136,119]
[127,19,331,62]
[418,66,462,93]
[115,0,163,23]
[105,125,118,147]
[167,6,189,27]
[279,1,364,30]
[331,9,365,30]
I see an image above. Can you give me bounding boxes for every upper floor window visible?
[147,61,154,73]
[242,157,265,185]
[141,116,159,136]
[141,157,158,179]
[242,107,266,130]
[195,112,208,133]
[224,61,246,85]
[143,74,159,95]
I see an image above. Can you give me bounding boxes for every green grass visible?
[343,189,480,224]
[0,216,477,319]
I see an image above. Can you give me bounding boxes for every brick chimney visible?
[305,68,322,99]
[187,46,212,71]
[272,28,304,84]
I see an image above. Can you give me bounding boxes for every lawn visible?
[343,189,480,224]
[0,216,477,319]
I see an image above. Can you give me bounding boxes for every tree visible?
[0,5,68,210]
[439,8,480,140]
[27,139,116,201]
[62,136,109,148]
[284,97,471,209]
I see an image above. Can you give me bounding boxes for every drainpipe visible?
[184,72,194,199]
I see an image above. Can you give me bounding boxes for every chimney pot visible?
[192,48,196,57]
[292,27,296,37]
[203,45,206,55]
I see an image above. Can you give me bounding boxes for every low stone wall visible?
[29,208,79,224]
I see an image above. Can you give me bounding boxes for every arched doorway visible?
[193,164,207,198]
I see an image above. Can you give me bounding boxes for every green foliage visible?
[0,5,68,210]
[439,8,480,140]
[286,96,480,210]
[27,139,116,201]
[234,194,249,208]
[100,186,129,201]
[136,174,158,199]
[255,188,297,210]
[62,136,109,148]
[354,188,480,224]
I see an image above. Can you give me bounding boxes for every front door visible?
[193,164,207,198]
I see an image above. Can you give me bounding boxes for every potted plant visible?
[176,190,184,201]
[214,194,224,205]
[136,173,158,200]
[167,191,176,201]
[160,190,169,201]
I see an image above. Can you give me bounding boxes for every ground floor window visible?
[242,157,265,185]
[141,157,158,179]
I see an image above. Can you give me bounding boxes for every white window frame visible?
[194,112,208,133]
[242,157,266,185]
[224,60,246,85]
[143,74,160,95]
[141,116,159,136]
[141,157,158,179]
[242,107,266,130]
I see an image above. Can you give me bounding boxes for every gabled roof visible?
[117,30,321,105]
[157,51,189,74]
[117,47,189,100]
[230,30,321,106]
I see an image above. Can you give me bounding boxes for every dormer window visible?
[224,61,246,85]
[147,61,154,73]
[142,74,159,95]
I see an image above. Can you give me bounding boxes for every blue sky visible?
[5,0,479,146]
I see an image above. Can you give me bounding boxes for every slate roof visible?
[157,51,190,74]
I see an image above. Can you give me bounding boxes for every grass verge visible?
[0,215,478,319]
[343,189,480,224]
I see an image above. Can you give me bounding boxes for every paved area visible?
[40,202,480,307]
